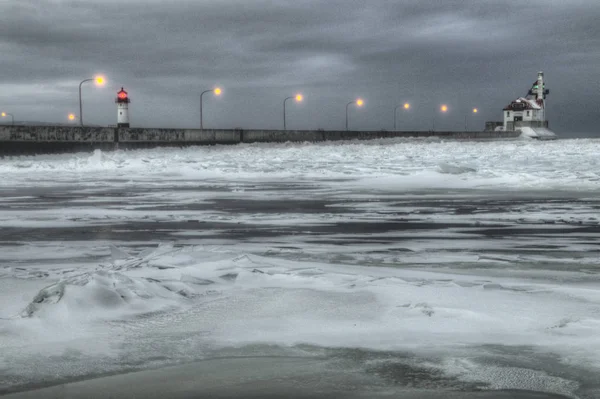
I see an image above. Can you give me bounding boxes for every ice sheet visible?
[2,139,600,397]
[1,245,599,394]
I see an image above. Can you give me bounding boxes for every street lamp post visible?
[283,94,303,130]
[433,104,448,131]
[79,76,105,127]
[1,112,14,125]
[394,103,410,131]
[465,108,478,130]
[200,87,222,130]
[345,98,364,131]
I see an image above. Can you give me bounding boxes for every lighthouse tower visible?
[529,71,549,123]
[115,87,130,128]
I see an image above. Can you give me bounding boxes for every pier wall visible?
[0,126,520,155]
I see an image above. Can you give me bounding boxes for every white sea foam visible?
[1,139,600,191]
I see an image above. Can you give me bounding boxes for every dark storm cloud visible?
[1,0,599,134]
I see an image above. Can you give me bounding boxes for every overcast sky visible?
[1,0,599,135]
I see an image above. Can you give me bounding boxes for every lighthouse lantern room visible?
[115,87,130,128]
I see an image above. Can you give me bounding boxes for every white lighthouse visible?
[115,87,130,128]
[534,71,546,122]
[498,71,556,139]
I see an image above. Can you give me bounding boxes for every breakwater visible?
[0,126,520,155]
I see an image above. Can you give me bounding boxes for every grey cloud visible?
[1,0,599,134]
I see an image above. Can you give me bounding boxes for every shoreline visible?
[0,356,574,399]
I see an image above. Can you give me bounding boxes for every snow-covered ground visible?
[1,138,600,398]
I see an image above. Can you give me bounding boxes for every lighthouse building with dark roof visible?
[486,72,556,139]
[503,97,545,132]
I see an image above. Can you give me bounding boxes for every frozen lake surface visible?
[1,138,600,398]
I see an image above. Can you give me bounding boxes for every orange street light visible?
[394,102,411,131]
[68,113,76,122]
[441,104,448,112]
[284,93,304,130]
[200,87,222,130]
[79,75,106,127]
[346,98,364,131]
[1,112,14,125]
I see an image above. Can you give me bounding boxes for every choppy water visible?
[1,138,599,398]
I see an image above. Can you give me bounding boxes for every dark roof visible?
[502,97,541,111]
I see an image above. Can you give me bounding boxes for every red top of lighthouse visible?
[115,87,130,103]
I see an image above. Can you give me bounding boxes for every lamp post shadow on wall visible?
[345,98,364,131]
[200,87,222,130]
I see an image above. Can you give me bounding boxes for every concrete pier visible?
[0,126,520,155]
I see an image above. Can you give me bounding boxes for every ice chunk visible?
[437,163,476,175]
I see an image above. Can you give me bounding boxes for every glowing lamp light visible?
[295,94,303,102]
[118,91,128,100]
[214,87,222,96]
[441,105,448,112]
[356,98,364,107]
[1,112,5,117]
[404,103,410,110]
[68,113,76,121]
[94,76,105,86]
[473,108,478,113]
